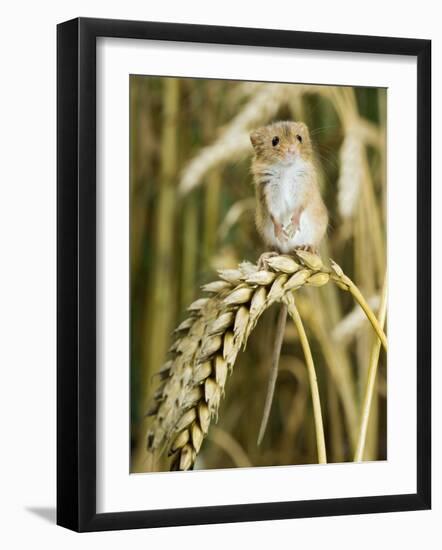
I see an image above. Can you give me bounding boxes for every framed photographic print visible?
[57,17,431,532]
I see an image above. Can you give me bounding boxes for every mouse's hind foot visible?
[295,245,317,254]
[257,251,279,270]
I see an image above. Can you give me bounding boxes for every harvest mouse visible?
[250,120,328,444]
[250,120,328,265]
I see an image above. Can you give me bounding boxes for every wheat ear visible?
[147,251,387,470]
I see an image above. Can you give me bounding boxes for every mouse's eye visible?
[272,136,279,147]
[296,134,303,143]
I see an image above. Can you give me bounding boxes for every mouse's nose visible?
[288,145,297,154]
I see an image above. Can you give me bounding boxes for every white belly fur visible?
[264,160,316,253]
[268,161,304,224]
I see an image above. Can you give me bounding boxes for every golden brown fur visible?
[250,121,328,254]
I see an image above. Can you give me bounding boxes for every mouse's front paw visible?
[280,227,290,240]
[282,221,296,240]
[257,251,279,270]
[273,220,284,240]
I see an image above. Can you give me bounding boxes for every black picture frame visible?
[57,17,431,532]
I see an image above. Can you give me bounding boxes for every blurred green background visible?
[130,76,387,472]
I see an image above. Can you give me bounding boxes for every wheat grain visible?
[201,280,232,294]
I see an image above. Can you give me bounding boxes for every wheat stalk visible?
[146,251,387,471]
[329,261,387,351]
[332,294,380,344]
[284,292,327,464]
[354,275,388,461]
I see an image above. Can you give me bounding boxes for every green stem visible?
[285,294,327,464]
[354,276,388,461]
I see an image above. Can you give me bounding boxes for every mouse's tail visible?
[257,302,288,446]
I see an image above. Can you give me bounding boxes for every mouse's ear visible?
[250,129,262,149]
